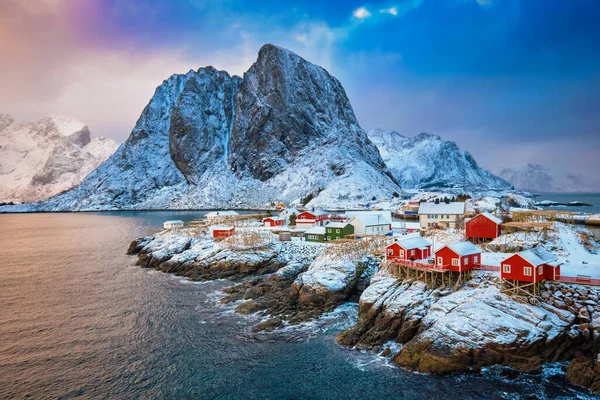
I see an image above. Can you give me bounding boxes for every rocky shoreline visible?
[128,228,600,395]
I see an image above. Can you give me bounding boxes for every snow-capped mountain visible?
[497,164,600,193]
[0,114,118,204]
[368,128,511,190]
[26,44,400,211]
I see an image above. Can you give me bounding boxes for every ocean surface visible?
[534,193,600,214]
[0,212,596,399]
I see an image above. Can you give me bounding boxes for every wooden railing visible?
[390,258,450,272]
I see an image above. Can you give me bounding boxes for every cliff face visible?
[368,128,511,190]
[21,44,400,211]
[0,114,117,204]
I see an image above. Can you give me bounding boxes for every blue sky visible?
[1,0,598,175]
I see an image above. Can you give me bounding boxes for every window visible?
[336,229,340,233]
[437,257,443,266]
[524,267,532,276]
[411,250,415,256]
[452,258,459,266]
[400,250,405,257]
[474,256,479,263]
[327,229,332,233]
[538,265,543,275]
[503,264,510,273]
[387,249,393,255]
[464,257,469,265]
[327,236,331,241]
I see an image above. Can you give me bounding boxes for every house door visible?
[437,256,443,266]
[400,250,405,258]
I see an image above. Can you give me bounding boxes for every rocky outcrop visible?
[338,272,599,378]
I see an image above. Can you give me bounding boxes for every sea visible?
[0,212,596,399]
[534,193,600,214]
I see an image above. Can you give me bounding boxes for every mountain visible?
[497,164,600,193]
[27,44,400,211]
[367,128,511,190]
[0,114,118,204]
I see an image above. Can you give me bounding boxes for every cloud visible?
[353,7,371,19]
[380,7,398,16]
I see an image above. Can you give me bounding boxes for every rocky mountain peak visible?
[0,113,14,133]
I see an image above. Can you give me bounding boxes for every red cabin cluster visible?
[465,212,502,240]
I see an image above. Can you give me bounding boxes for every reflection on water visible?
[0,212,595,399]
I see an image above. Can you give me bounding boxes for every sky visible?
[0,0,599,177]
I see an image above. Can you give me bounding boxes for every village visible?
[161,197,600,298]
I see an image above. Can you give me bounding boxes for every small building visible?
[346,210,392,223]
[466,212,502,240]
[304,226,326,242]
[263,216,285,227]
[392,221,420,234]
[500,247,561,284]
[212,226,235,239]
[418,202,465,230]
[435,241,482,272]
[386,236,432,261]
[205,211,239,221]
[348,214,392,236]
[163,220,184,229]
[278,230,292,242]
[325,222,354,240]
[296,210,330,228]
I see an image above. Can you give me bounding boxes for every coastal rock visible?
[567,355,600,394]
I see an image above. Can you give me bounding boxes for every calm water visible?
[0,212,596,399]
[535,193,600,214]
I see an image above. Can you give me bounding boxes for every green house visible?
[325,222,354,240]
[304,226,326,243]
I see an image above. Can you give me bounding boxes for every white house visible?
[418,202,465,230]
[205,211,240,221]
[163,220,184,229]
[346,210,392,223]
[348,214,392,236]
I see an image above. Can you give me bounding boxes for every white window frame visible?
[452,258,459,266]
[538,265,543,275]
[387,249,393,256]
[437,256,443,266]
[410,250,415,256]
[464,257,469,265]
[502,264,511,273]
[474,255,479,263]
[524,267,532,276]
[400,250,405,257]
[336,229,340,233]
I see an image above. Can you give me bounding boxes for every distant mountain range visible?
[368,128,511,190]
[0,114,117,204]
[497,164,600,193]
[2,45,514,211]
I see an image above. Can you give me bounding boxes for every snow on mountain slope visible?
[368,128,511,190]
[497,164,600,193]
[17,44,400,211]
[0,114,118,203]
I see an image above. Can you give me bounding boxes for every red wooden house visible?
[296,210,330,228]
[435,241,482,272]
[386,236,432,262]
[263,216,285,227]
[500,247,561,283]
[466,212,502,240]
[212,226,235,239]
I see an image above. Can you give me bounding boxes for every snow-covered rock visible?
[0,113,117,203]
[11,44,401,212]
[368,128,511,190]
[498,163,600,193]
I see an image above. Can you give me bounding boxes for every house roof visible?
[164,220,184,224]
[326,222,351,228]
[516,247,557,266]
[300,210,329,217]
[212,225,234,230]
[263,216,285,221]
[475,212,503,225]
[440,241,482,256]
[346,210,392,222]
[418,202,465,215]
[392,236,431,250]
[350,214,391,227]
[304,226,326,235]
